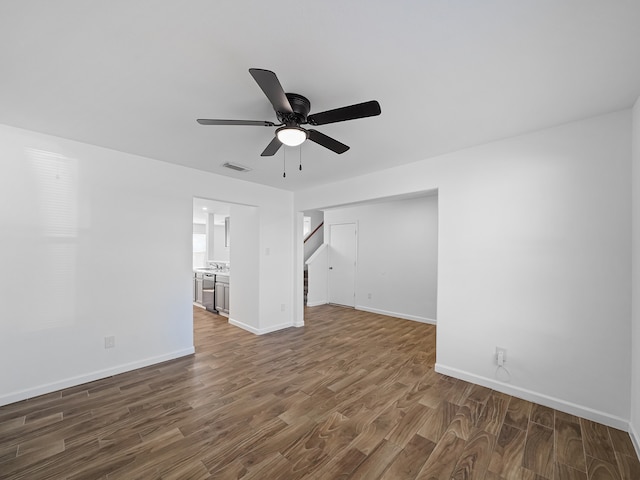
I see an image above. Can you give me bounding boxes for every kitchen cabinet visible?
[195,270,229,315]
[215,275,230,315]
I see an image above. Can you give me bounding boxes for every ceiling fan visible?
[197,68,381,156]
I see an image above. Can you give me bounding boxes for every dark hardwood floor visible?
[0,305,638,479]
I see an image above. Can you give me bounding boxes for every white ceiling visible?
[193,198,230,224]
[2,1,640,192]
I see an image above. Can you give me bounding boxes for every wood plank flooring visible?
[1,305,638,479]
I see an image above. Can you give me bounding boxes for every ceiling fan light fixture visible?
[276,126,307,147]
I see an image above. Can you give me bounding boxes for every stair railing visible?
[304,221,324,243]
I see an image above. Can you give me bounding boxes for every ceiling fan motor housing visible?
[278,93,310,126]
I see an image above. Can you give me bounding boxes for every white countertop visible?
[194,269,230,277]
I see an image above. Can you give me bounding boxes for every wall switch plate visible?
[495,347,507,365]
[105,336,115,349]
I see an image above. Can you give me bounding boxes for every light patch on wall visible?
[303,216,311,237]
[25,148,78,330]
[27,148,78,237]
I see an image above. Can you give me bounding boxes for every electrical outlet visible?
[367,293,372,299]
[105,336,115,349]
[281,303,286,312]
[495,347,507,365]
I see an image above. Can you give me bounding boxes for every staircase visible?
[303,268,309,306]
[304,218,323,307]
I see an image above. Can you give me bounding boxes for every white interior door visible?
[328,223,357,307]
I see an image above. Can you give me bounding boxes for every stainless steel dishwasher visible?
[202,273,215,311]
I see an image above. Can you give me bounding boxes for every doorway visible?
[192,198,231,319]
[192,198,262,339]
[328,222,357,307]
[298,189,439,327]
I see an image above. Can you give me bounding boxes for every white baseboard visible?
[0,347,195,407]
[631,423,640,460]
[303,303,436,325]
[355,305,436,325]
[435,363,629,431]
[228,318,294,335]
[306,300,327,307]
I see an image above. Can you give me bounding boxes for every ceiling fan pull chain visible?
[283,147,286,178]
[299,145,302,171]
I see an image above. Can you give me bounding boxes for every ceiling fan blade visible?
[249,68,293,114]
[197,119,276,126]
[307,129,350,154]
[261,136,283,156]
[307,100,381,126]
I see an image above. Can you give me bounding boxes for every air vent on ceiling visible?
[222,162,251,172]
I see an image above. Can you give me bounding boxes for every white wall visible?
[212,223,229,262]
[0,123,294,406]
[323,195,438,323]
[631,97,640,452]
[193,222,207,268]
[295,110,632,428]
[258,197,297,334]
[204,213,230,263]
[306,244,328,307]
[228,204,259,333]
